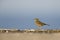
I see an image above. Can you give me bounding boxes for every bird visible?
[34,18,49,29]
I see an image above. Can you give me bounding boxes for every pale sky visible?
[0,0,60,29]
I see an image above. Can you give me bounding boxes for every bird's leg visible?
[37,27,43,30]
[36,27,39,30]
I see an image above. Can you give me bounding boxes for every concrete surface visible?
[0,33,60,40]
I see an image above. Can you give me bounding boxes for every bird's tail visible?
[46,24,50,26]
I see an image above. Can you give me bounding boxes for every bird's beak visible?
[33,18,35,20]
[33,19,35,20]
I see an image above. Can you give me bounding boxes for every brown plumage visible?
[34,18,49,27]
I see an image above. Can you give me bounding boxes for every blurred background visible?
[0,0,60,29]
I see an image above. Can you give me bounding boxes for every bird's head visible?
[34,18,39,21]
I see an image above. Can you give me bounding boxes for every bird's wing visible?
[41,22,47,25]
[36,21,42,24]
[41,22,50,26]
